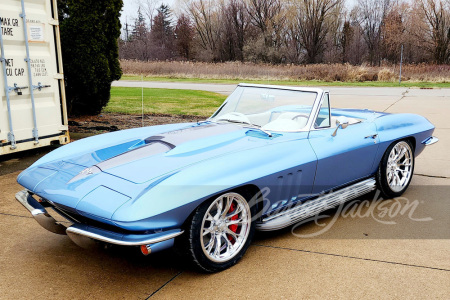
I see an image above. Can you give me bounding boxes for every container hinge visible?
[7,132,16,150]
[48,18,59,26]
[8,83,28,95]
[32,82,51,91]
[32,128,39,144]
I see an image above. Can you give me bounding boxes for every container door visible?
[1,0,67,150]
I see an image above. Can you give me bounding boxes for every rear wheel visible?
[186,192,255,272]
[376,140,414,199]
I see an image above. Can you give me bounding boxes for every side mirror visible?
[331,116,349,137]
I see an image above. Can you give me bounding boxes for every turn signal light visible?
[140,244,151,256]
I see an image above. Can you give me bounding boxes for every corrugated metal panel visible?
[0,0,68,155]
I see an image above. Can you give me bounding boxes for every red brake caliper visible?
[227,202,238,243]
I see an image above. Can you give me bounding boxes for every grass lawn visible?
[121,75,450,88]
[106,87,226,116]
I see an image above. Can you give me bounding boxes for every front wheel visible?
[376,140,414,199]
[186,192,255,272]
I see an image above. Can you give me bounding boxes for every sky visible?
[121,0,176,26]
[120,0,359,32]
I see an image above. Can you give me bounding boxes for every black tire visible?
[185,191,256,273]
[376,139,415,199]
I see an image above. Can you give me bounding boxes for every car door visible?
[308,93,379,194]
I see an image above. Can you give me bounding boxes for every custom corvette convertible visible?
[16,84,438,272]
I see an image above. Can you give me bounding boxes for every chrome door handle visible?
[365,134,378,139]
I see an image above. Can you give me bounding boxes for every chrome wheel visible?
[386,141,413,193]
[200,192,251,263]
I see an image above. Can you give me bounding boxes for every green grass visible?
[106,87,226,116]
[121,75,450,88]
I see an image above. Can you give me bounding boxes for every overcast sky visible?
[120,0,358,28]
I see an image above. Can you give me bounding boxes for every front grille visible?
[47,201,150,235]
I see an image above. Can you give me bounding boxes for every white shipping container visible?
[0,0,68,155]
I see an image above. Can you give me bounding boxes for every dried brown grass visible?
[120,60,450,83]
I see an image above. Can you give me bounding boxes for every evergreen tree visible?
[58,0,123,115]
[132,6,147,40]
[151,4,175,59]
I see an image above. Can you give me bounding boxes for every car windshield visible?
[209,86,317,132]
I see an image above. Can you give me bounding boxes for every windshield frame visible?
[208,84,325,133]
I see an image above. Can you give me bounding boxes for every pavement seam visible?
[416,173,450,179]
[383,88,409,112]
[253,244,450,272]
[0,212,32,219]
[146,271,183,299]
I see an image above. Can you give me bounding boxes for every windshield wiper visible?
[216,118,272,137]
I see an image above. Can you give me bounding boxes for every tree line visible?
[119,0,450,65]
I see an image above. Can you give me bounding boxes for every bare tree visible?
[414,0,450,63]
[138,0,162,29]
[220,0,251,61]
[340,20,354,63]
[244,0,287,62]
[354,0,393,65]
[183,0,221,61]
[380,3,407,63]
[291,0,344,63]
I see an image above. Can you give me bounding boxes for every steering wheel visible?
[291,114,308,122]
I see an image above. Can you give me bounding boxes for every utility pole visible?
[399,44,403,85]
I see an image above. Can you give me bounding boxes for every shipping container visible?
[0,0,68,155]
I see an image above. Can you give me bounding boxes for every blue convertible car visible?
[16,84,438,272]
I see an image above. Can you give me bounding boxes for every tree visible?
[184,0,221,61]
[151,4,175,59]
[175,13,194,59]
[415,0,450,63]
[354,0,393,65]
[293,0,344,63]
[380,7,405,63]
[340,20,354,63]
[132,6,148,40]
[58,0,123,115]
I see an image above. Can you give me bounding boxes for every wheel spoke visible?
[221,196,232,218]
[203,227,213,236]
[396,148,406,162]
[225,227,239,241]
[226,205,243,219]
[222,233,234,252]
[213,235,222,257]
[394,173,401,186]
[205,236,215,254]
[228,218,247,226]
[204,212,214,222]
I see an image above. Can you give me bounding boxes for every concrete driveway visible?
[1,85,449,299]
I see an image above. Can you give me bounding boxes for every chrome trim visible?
[15,190,67,235]
[256,178,376,231]
[421,136,439,146]
[66,223,184,247]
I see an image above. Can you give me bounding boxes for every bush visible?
[58,0,123,116]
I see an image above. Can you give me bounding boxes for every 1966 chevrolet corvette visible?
[16,84,438,272]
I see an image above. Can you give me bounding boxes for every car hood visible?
[62,123,283,184]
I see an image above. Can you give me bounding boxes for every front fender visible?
[112,134,317,230]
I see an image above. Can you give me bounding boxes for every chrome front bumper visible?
[15,189,183,252]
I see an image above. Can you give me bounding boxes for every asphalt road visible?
[1,83,449,299]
